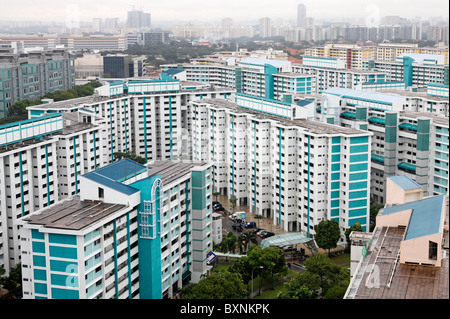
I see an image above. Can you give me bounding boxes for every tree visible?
[229,256,253,287]
[241,231,258,253]
[322,282,349,299]
[181,270,248,299]
[254,214,263,228]
[6,99,38,118]
[344,222,363,251]
[113,152,146,164]
[217,231,238,254]
[303,253,343,297]
[314,219,341,257]
[0,264,22,296]
[212,191,220,202]
[260,247,289,289]
[229,195,237,213]
[278,271,321,299]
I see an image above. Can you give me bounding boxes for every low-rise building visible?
[345,175,448,299]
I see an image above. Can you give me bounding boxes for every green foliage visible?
[229,195,237,212]
[212,191,220,201]
[313,219,341,256]
[113,152,147,164]
[42,81,102,102]
[278,271,321,299]
[216,232,238,254]
[279,253,349,299]
[0,264,22,294]
[6,99,41,118]
[322,282,349,299]
[240,231,258,253]
[181,270,248,299]
[2,81,103,125]
[303,253,346,297]
[231,245,288,293]
[229,256,253,285]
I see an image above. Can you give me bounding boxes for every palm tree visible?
[229,195,237,213]
[254,214,263,228]
[237,234,245,254]
[241,231,258,252]
[213,191,220,202]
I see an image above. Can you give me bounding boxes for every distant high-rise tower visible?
[259,17,272,38]
[222,18,233,38]
[297,4,306,27]
[126,9,151,30]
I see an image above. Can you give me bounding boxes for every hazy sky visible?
[2,0,449,23]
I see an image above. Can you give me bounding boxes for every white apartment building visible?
[17,158,213,299]
[27,79,235,164]
[320,87,449,202]
[189,98,373,240]
[0,111,107,275]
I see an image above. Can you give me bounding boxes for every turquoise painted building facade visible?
[17,159,213,299]
[0,49,75,118]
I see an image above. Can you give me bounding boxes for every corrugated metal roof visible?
[239,57,289,68]
[260,232,313,249]
[380,194,446,240]
[82,159,146,195]
[388,175,421,190]
[323,87,405,105]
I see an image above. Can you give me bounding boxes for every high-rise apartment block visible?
[0,48,75,118]
[0,110,107,274]
[189,98,372,236]
[126,10,151,31]
[297,4,306,28]
[17,158,213,299]
[320,87,449,202]
[259,18,272,38]
[0,78,233,278]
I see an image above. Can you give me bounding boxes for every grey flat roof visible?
[347,222,449,299]
[147,161,209,185]
[27,95,107,110]
[400,111,449,127]
[377,89,449,102]
[199,98,365,135]
[23,196,127,231]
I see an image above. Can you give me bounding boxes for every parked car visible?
[260,232,275,239]
[282,245,295,252]
[257,230,267,237]
[213,203,225,211]
[244,222,256,229]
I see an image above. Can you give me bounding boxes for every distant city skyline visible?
[2,0,449,25]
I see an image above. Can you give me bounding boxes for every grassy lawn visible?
[329,252,350,270]
[252,269,297,299]
[211,263,299,299]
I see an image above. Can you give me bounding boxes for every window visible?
[429,241,438,260]
[98,187,104,199]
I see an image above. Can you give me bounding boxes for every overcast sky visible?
[2,0,449,24]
